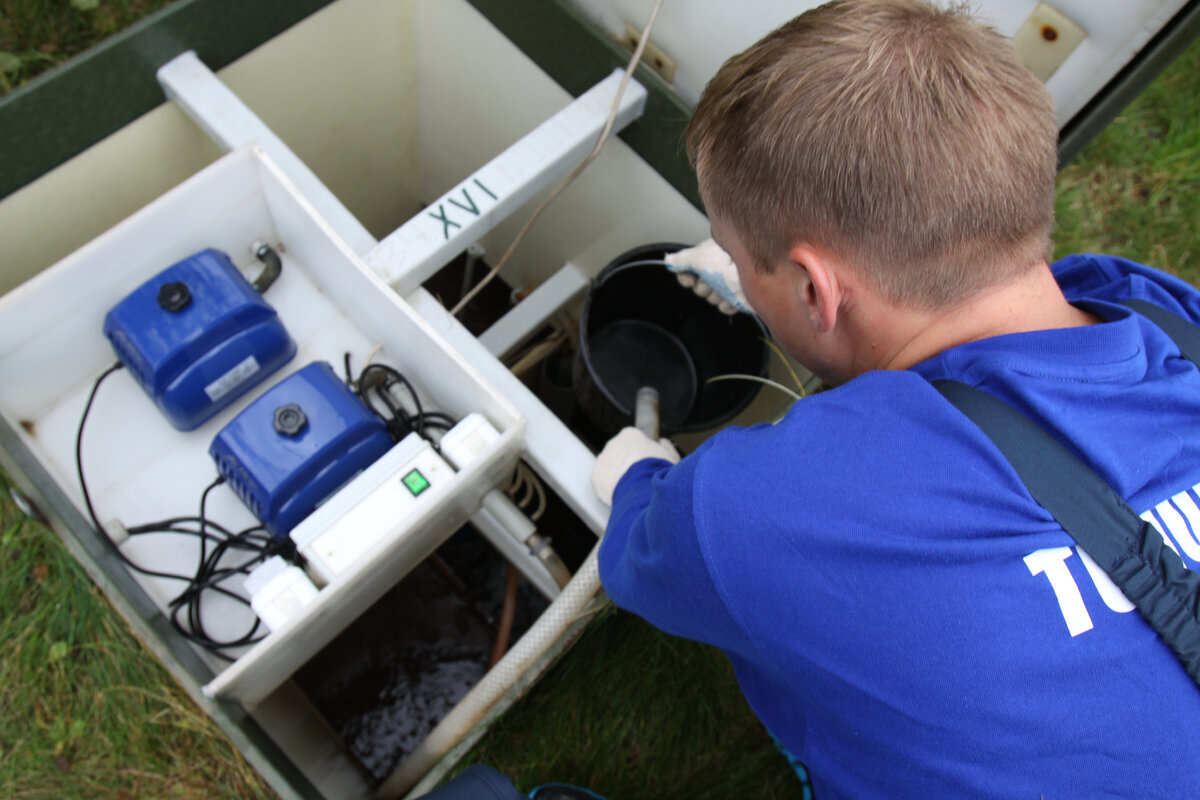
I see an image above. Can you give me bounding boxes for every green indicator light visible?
[402,468,430,496]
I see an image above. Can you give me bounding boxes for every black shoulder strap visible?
[1122,298,1200,363]
[933,298,1200,685]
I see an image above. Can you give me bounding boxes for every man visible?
[591,1,1200,797]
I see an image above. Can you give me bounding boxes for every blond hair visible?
[687,0,1058,309]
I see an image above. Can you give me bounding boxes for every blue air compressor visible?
[209,361,395,538]
[102,247,295,430]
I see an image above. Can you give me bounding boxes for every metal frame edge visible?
[1058,0,1200,167]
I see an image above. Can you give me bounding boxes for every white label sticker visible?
[205,355,261,403]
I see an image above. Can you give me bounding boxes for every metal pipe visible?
[635,386,660,440]
[251,241,282,294]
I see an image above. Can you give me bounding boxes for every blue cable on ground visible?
[769,732,815,800]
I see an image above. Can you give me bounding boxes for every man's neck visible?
[848,263,1100,375]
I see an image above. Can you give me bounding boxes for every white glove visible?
[664,238,753,315]
[591,427,681,506]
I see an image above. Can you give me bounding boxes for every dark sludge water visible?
[293,526,549,783]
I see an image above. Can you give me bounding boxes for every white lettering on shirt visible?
[1025,486,1200,637]
[1155,497,1200,560]
[1024,547,1094,636]
[1167,490,1200,557]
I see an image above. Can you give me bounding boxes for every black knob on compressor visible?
[157,281,192,312]
[273,403,307,436]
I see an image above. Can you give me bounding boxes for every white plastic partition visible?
[0,146,526,706]
[146,38,652,795]
[366,71,647,296]
[0,2,674,793]
[156,51,617,536]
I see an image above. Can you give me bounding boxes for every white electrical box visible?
[293,432,455,585]
[246,556,320,632]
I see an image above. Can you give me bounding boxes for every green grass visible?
[1053,40,1200,284]
[0,8,1197,800]
[0,0,173,94]
[2,10,263,797]
[463,607,802,797]
[0,472,273,799]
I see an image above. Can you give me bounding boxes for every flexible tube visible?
[489,564,520,668]
[528,533,572,589]
[380,357,660,796]
[449,0,666,318]
[375,546,603,798]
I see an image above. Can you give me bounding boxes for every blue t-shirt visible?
[599,255,1200,799]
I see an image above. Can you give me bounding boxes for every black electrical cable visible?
[76,362,202,586]
[353,358,461,441]
[178,476,265,655]
[76,362,278,658]
[420,412,458,433]
[126,516,237,537]
[194,475,225,587]
[154,515,274,657]
[77,361,124,536]
[373,381,404,417]
[169,522,270,658]
[359,362,424,435]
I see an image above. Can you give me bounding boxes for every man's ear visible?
[789,244,840,334]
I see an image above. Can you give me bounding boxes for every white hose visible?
[376,545,603,798]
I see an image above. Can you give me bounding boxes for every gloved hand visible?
[664,238,753,315]
[591,427,681,506]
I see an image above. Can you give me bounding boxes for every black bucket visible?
[573,243,771,436]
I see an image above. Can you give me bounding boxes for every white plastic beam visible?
[408,289,608,533]
[155,51,610,534]
[478,263,589,360]
[365,69,647,297]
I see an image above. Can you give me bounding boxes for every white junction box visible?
[246,556,320,633]
[293,432,455,585]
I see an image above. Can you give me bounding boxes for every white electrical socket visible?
[245,556,320,633]
[440,412,501,470]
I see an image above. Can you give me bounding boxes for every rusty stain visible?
[1041,25,1059,42]
[20,419,35,435]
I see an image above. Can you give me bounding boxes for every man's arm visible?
[598,454,755,654]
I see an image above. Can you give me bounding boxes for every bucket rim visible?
[575,242,772,434]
